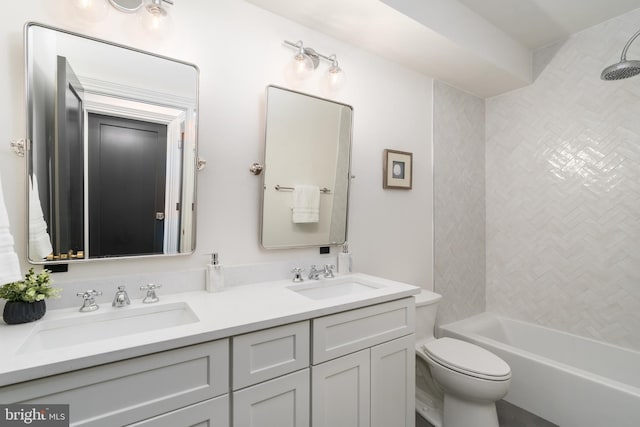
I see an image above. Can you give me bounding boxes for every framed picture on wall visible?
[383,149,413,189]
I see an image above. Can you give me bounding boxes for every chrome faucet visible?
[323,264,336,278]
[309,264,335,280]
[291,267,305,283]
[77,289,102,312]
[140,284,161,304]
[308,265,323,280]
[112,286,131,307]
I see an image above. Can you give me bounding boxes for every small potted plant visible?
[0,268,60,325]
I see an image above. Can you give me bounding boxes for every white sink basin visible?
[288,277,385,300]
[19,302,198,353]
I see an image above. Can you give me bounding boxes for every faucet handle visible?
[76,289,102,298]
[308,265,322,280]
[140,283,161,304]
[77,290,102,312]
[323,264,336,278]
[291,267,305,283]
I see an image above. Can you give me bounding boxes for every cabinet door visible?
[311,349,370,427]
[126,395,229,427]
[233,369,309,427]
[371,334,415,427]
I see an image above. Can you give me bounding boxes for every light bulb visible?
[292,53,314,80]
[71,0,109,22]
[140,0,172,35]
[284,45,314,85]
[326,60,346,91]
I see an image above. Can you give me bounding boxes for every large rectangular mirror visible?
[26,23,199,264]
[261,86,353,249]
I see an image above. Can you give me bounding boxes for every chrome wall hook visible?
[9,139,27,157]
[196,156,207,171]
[249,162,264,175]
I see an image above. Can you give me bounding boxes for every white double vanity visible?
[0,273,420,427]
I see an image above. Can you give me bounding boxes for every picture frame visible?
[383,149,413,189]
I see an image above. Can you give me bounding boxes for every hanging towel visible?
[292,185,320,223]
[29,175,53,260]
[0,172,22,285]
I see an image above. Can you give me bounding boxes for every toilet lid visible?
[423,337,511,380]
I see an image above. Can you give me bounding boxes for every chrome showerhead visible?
[601,29,640,81]
[601,59,640,80]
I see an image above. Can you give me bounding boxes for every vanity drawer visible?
[312,298,415,364]
[0,339,229,427]
[233,321,310,390]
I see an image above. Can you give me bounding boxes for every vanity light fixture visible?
[284,40,346,90]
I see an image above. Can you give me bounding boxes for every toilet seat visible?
[422,337,511,381]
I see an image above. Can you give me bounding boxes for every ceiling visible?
[245,0,640,98]
[456,0,640,49]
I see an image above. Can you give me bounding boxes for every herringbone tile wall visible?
[434,81,486,326]
[486,9,640,351]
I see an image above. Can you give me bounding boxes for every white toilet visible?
[415,290,511,427]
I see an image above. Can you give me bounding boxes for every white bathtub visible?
[439,313,640,427]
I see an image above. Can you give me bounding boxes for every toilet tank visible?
[414,289,442,342]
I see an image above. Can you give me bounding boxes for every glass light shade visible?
[291,53,314,81]
[326,67,346,91]
[72,0,110,22]
[139,3,172,35]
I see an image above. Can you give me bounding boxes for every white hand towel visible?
[292,185,320,223]
[29,175,53,260]
[0,172,22,285]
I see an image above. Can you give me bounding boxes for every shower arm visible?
[619,29,640,61]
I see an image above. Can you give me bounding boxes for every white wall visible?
[0,0,433,301]
[486,9,640,351]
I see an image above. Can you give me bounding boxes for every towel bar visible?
[275,185,331,193]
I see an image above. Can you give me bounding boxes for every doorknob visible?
[156,212,165,220]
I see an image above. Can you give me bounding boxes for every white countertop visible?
[0,273,420,387]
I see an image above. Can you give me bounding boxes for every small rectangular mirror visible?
[260,86,353,249]
[26,23,199,263]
